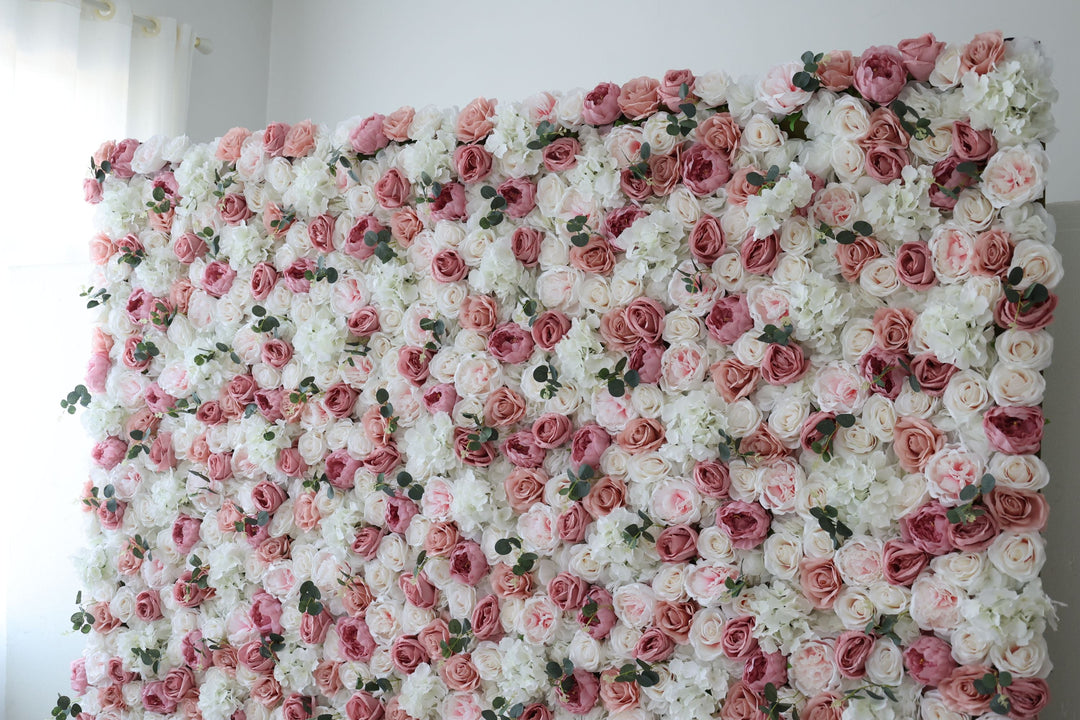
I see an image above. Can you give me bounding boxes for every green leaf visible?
[836,414,856,428]
[852,221,873,236]
[495,539,513,555]
[480,185,497,199]
[990,694,1011,715]
[607,379,625,397]
[815,419,836,435]
[1007,266,1024,286]
[746,172,765,187]
[959,484,979,502]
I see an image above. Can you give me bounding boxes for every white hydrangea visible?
[914,283,994,370]
[961,38,1058,145]
[745,163,814,239]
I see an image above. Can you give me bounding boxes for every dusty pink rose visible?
[960,30,1005,76]
[835,631,874,678]
[854,45,908,105]
[471,594,502,640]
[938,664,994,715]
[836,235,881,282]
[504,468,546,513]
[571,424,611,468]
[760,342,809,385]
[706,294,754,345]
[658,68,696,111]
[901,501,955,556]
[350,114,389,155]
[582,82,622,125]
[431,248,468,283]
[983,405,1044,454]
[422,383,458,415]
[985,486,1049,532]
[681,143,731,196]
[898,33,945,81]
[881,539,929,586]
[337,617,377,662]
[488,323,534,364]
[741,232,781,275]
[283,119,316,158]
[502,430,546,469]
[995,290,1057,331]
[716,501,771,549]
[345,690,386,720]
[617,76,661,119]
[903,634,957,686]
[532,413,572,448]
[374,168,411,208]
[951,119,997,162]
[498,177,537,219]
[633,626,675,662]
[743,649,788,694]
[456,97,497,142]
[548,572,588,610]
[1006,677,1050,720]
[557,502,590,543]
[343,215,385,259]
[201,260,237,298]
[697,112,741,161]
[449,540,488,585]
[799,557,843,609]
[693,460,731,499]
[429,181,467,221]
[511,226,544,267]
[542,136,580,172]
[819,49,856,91]
[453,143,493,184]
[556,668,600,714]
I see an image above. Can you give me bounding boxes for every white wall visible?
[266,0,1080,204]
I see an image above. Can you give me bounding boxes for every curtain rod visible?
[81,0,214,55]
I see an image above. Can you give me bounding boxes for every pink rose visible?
[453,143,493,184]
[456,97,497,142]
[760,342,809,385]
[819,50,856,91]
[250,262,279,300]
[599,667,640,713]
[172,232,208,264]
[218,193,253,225]
[582,82,622,125]
[799,557,843,609]
[901,501,955,556]
[471,594,502,640]
[511,226,544,267]
[391,207,423,245]
[947,508,998,551]
[351,526,384,559]
[548,572,589,610]
[909,353,957,397]
[656,524,698,562]
[458,294,498,332]
[689,214,726,264]
[995,290,1057,331]
[960,30,1005,76]
[706,294,754,345]
[504,468,546,513]
[429,181,467,221]
[618,76,661,119]
[557,502,590,543]
[715,501,771,549]
[634,626,675,662]
[346,306,381,337]
[283,119,317,158]
[250,591,283,635]
[308,213,337,253]
[1005,677,1050,720]
[383,106,414,141]
[216,127,249,162]
[488,323,534,364]
[343,215,385,260]
[835,631,874,678]
[697,112,741,161]
[720,683,764,720]
[951,119,997,162]
[385,495,419,534]
[693,460,731,499]
[442,653,481,691]
[854,45,908,105]
[938,665,994,716]
[971,228,1012,278]
[498,177,537,219]
[897,33,944,82]
[263,122,289,156]
[350,114,390,156]
[337,617,377,662]
[628,342,664,384]
[864,144,909,182]
[542,136,580,172]
[983,405,1044,454]
[579,586,617,640]
[431,248,468,283]
[449,540,488,585]
[930,154,976,209]
[557,669,600,714]
[134,589,163,621]
[397,345,434,385]
[881,539,929,586]
[741,232,781,275]
[390,635,428,675]
[720,616,759,660]
[985,486,1049,532]
[658,69,696,111]
[374,168,411,208]
[346,691,386,720]
[422,383,458,415]
[743,649,788,694]
[92,436,126,470]
[903,634,957,686]
[502,430,546,469]
[109,138,139,178]
[894,416,945,472]
[142,680,178,715]
[453,426,497,467]
[84,178,103,204]
[710,357,759,403]
[202,260,236,298]
[325,448,361,489]
[681,143,731,196]
[571,424,611,468]
[532,413,572,449]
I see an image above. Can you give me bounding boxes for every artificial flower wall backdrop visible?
[61,30,1057,720]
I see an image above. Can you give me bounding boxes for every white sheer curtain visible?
[0,1,194,716]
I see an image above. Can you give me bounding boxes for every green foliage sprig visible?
[147,185,172,214]
[303,255,339,284]
[478,185,507,229]
[258,632,285,660]
[526,120,573,150]
[817,220,873,246]
[51,695,83,720]
[810,504,853,549]
[947,473,996,524]
[495,536,538,576]
[328,148,361,183]
[533,361,563,399]
[889,100,935,140]
[665,83,698,137]
[566,215,594,247]
[462,411,498,452]
[614,659,660,687]
[89,156,111,182]
[974,670,1014,715]
[622,510,655,548]
[419,317,447,351]
[81,287,111,309]
[482,696,525,720]
[559,464,595,501]
[132,645,163,674]
[724,575,747,598]
[298,580,324,616]
[290,376,321,405]
[364,227,396,263]
[441,617,474,657]
[1002,266,1049,319]
[376,470,424,501]
[759,682,797,719]
[303,472,335,499]
[70,591,95,634]
[250,305,281,334]
[375,388,399,434]
[717,429,756,464]
[746,165,781,190]
[627,141,651,180]
[597,356,639,397]
[793,51,824,92]
[758,323,795,346]
[416,172,442,205]
[61,384,91,414]
[809,414,856,462]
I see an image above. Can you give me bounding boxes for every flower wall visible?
[66,30,1058,720]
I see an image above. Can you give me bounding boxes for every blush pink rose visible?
[201,260,237,298]
[893,416,945,472]
[172,232,208,264]
[422,383,458,415]
[854,45,908,105]
[938,664,994,715]
[903,634,957,686]
[504,468,547,513]
[985,486,1049,533]
[658,69,696,111]
[819,50,856,91]
[617,76,661,119]
[960,31,1005,76]
[502,431,546,469]
[697,112,741,161]
[283,119,316,158]
[532,413,572,448]
[383,106,414,141]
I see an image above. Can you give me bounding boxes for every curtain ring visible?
[94,0,116,21]
[140,16,161,37]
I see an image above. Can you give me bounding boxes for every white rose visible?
[579,276,613,314]
[535,267,582,313]
[995,328,1053,371]
[613,583,656,629]
[725,400,761,437]
[454,353,502,398]
[893,385,936,419]
[840,318,875,363]
[833,587,877,630]
[981,144,1049,208]
[651,564,688,601]
[720,206,751,248]
[868,582,909,616]
[471,641,503,681]
[859,257,901,297]
[733,334,768,366]
[919,690,965,720]
[642,113,681,155]
[991,636,1050,678]
[728,462,762,503]
[829,97,871,139]
[989,453,1048,491]
[943,370,992,418]
[950,623,992,665]
[662,310,703,343]
[780,216,816,256]
[929,44,963,88]
[952,190,997,231]
[987,531,1045,582]
[930,551,986,591]
[688,607,727,660]
[830,140,866,183]
[988,365,1045,406]
[697,526,736,564]
[1011,238,1063,289]
[864,639,904,686]
[742,114,784,152]
[768,393,811,441]
[568,630,603,671]
[763,531,802,580]
[666,187,702,226]
[772,254,811,285]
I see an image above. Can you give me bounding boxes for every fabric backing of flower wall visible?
[63,30,1060,720]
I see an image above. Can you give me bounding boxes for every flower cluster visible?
[66,30,1056,720]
